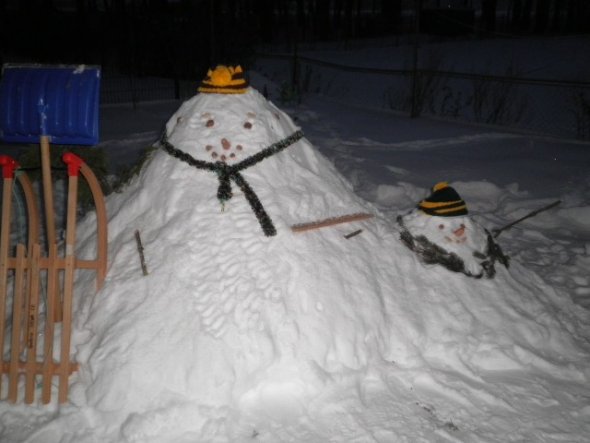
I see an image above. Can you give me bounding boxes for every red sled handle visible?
[0,155,19,179]
[62,152,85,177]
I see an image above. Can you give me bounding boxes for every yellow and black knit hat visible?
[418,182,468,217]
[198,65,248,94]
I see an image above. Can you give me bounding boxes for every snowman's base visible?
[397,216,509,279]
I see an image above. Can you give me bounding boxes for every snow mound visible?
[3,86,588,442]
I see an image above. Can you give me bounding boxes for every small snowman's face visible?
[404,212,476,247]
[421,215,472,246]
[401,210,491,274]
[424,215,491,255]
[436,220,467,244]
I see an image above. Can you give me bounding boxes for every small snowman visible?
[397,182,508,278]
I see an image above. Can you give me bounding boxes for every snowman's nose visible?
[453,225,466,237]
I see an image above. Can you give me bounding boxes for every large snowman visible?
[74,65,398,438]
[397,181,509,278]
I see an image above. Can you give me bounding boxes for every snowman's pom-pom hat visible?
[418,181,468,217]
[198,65,249,94]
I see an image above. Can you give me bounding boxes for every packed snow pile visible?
[1,66,589,442]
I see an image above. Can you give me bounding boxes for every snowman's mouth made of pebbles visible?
[442,223,467,244]
[194,111,258,163]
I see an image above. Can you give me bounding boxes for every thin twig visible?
[344,229,363,239]
[134,230,149,276]
[493,200,561,238]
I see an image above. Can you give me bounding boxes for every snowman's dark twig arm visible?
[492,200,561,238]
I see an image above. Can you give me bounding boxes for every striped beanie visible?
[198,65,248,94]
[418,182,468,217]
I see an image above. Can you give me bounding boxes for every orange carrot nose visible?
[453,225,466,237]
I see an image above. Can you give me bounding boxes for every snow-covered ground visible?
[0,37,589,442]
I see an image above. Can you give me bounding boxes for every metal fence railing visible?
[100,75,198,106]
[98,58,590,141]
[252,54,590,141]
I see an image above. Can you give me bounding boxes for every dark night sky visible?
[1,1,589,78]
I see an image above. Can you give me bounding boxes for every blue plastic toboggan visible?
[0,64,101,146]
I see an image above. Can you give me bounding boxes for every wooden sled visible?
[0,153,107,404]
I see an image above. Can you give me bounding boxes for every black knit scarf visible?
[160,130,304,237]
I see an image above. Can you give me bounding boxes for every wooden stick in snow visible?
[291,213,374,233]
[135,230,149,276]
[344,229,363,239]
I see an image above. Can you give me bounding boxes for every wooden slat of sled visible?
[17,173,40,255]
[25,244,41,404]
[2,361,78,375]
[291,213,374,233]
[8,245,27,402]
[6,257,104,270]
[42,243,59,404]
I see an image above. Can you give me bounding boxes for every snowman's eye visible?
[243,122,253,129]
[438,224,445,230]
[206,119,215,127]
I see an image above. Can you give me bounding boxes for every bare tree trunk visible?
[333,0,345,38]
[344,0,354,39]
[382,0,402,32]
[208,0,217,65]
[579,0,590,32]
[296,0,305,40]
[511,0,522,30]
[564,0,590,32]
[534,0,550,33]
[355,0,362,36]
[481,0,497,34]
[552,0,563,31]
[75,0,87,16]
[255,0,274,43]
[315,0,332,40]
[520,0,533,32]
[42,0,54,11]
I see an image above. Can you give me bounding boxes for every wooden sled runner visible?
[0,153,107,404]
